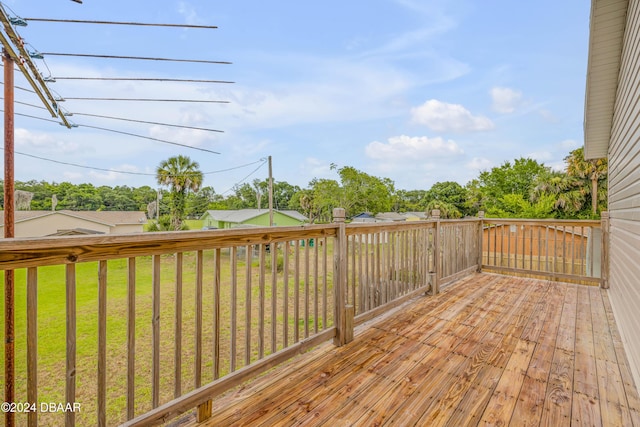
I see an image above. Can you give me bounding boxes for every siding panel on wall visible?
[609,0,640,390]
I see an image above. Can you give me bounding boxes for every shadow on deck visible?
[177,273,640,426]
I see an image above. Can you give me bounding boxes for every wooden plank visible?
[152,255,161,409]
[283,241,289,347]
[195,250,204,388]
[0,224,340,269]
[230,247,238,371]
[479,339,536,425]
[174,252,183,397]
[97,260,107,427]
[213,249,221,379]
[258,244,265,359]
[126,257,136,419]
[540,348,574,426]
[26,267,38,427]
[244,245,252,366]
[65,263,77,427]
[273,242,279,351]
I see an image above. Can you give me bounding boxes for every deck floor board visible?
[178,273,640,427]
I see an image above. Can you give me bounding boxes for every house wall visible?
[244,212,303,227]
[112,224,145,234]
[14,215,111,237]
[608,0,640,389]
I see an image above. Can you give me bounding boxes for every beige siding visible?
[608,0,640,390]
[14,216,111,237]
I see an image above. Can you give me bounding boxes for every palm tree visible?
[565,147,608,216]
[156,155,203,231]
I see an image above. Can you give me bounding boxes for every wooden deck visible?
[177,273,640,426]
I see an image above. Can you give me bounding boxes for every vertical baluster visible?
[272,242,278,352]
[323,237,328,329]
[304,239,310,338]
[195,251,204,387]
[283,242,289,347]
[98,261,107,427]
[230,247,238,372]
[174,253,183,398]
[126,258,136,419]
[27,267,37,427]
[245,245,252,366]
[294,240,300,343]
[65,264,76,427]
[152,255,160,409]
[258,244,266,358]
[213,249,221,379]
[313,239,319,334]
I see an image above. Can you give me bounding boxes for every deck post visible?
[431,209,441,295]
[333,208,351,346]
[600,211,609,289]
[477,211,485,273]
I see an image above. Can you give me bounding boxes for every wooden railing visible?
[481,217,606,285]
[0,211,607,426]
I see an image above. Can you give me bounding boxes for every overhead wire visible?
[6,110,222,154]
[63,97,229,103]
[41,52,232,65]
[1,147,265,177]
[70,112,224,133]
[53,76,234,84]
[23,18,219,29]
[220,160,268,195]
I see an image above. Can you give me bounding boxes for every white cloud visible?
[490,87,522,114]
[410,100,494,133]
[365,135,464,160]
[559,139,580,150]
[527,151,553,162]
[466,157,493,171]
[15,128,81,154]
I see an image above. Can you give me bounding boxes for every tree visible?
[564,147,608,216]
[335,165,394,217]
[156,155,203,230]
[476,158,548,215]
[424,181,469,216]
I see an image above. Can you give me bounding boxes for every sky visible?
[1,0,590,195]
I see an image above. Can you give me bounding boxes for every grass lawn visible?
[0,241,335,425]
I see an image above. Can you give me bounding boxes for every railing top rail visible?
[345,220,437,235]
[0,224,338,270]
[481,218,601,227]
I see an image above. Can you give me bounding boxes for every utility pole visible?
[3,47,15,427]
[268,156,273,226]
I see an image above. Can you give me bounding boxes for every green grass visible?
[0,244,335,425]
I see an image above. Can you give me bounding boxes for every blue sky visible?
[3,0,590,194]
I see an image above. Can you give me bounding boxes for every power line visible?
[24,18,218,30]
[71,112,224,133]
[221,160,268,195]
[79,124,221,154]
[2,147,264,177]
[41,52,232,65]
[6,110,222,154]
[52,76,235,84]
[64,97,229,103]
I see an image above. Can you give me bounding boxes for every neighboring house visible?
[200,209,308,229]
[375,212,407,222]
[403,212,428,221]
[0,210,147,238]
[585,0,640,387]
[350,212,376,223]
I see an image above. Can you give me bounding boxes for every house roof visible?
[584,0,630,159]
[201,209,308,224]
[375,212,407,221]
[0,210,147,227]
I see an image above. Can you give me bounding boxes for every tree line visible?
[1,147,608,226]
